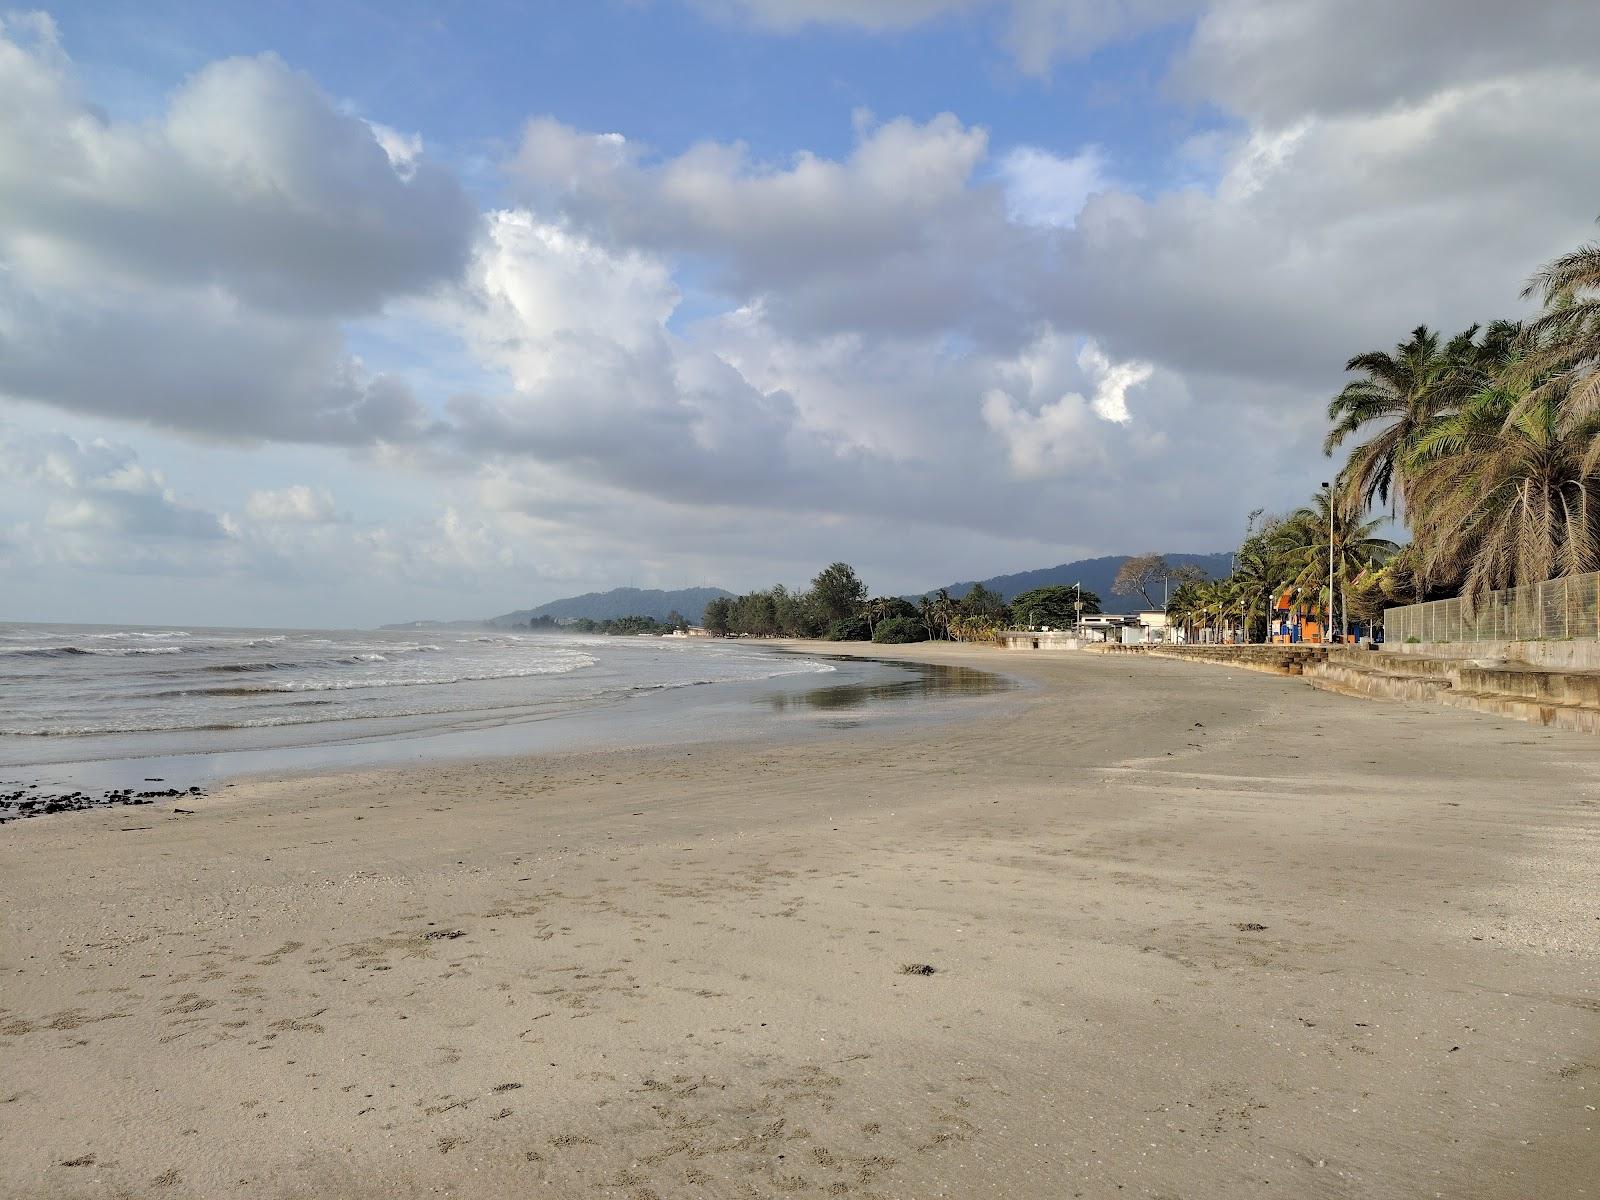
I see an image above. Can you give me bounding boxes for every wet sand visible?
[2,642,1596,1198]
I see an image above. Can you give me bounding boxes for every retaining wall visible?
[1383,640,1600,670]
[1089,643,1330,676]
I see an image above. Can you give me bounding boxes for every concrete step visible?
[1439,687,1600,735]
[1304,658,1456,703]
[1308,651,1600,732]
[1090,643,1329,675]
[1102,640,1600,735]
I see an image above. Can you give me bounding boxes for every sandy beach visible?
[2,642,1596,1199]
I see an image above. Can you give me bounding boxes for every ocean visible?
[0,622,1011,815]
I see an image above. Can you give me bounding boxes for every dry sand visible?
[2,642,1597,1199]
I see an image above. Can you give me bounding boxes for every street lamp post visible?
[1323,480,1335,644]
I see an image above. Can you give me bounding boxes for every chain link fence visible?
[1384,572,1600,644]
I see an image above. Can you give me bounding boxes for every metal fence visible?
[1384,571,1600,643]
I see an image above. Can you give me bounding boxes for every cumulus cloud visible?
[0,428,229,541]
[437,209,804,500]
[509,112,1039,345]
[1046,69,1600,386]
[0,15,474,313]
[510,113,993,277]
[980,334,1151,477]
[0,13,470,444]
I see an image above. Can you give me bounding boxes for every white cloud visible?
[1046,70,1600,385]
[509,112,1037,346]
[0,427,229,542]
[1078,341,1149,423]
[980,333,1151,477]
[366,122,424,180]
[245,485,339,524]
[511,112,992,278]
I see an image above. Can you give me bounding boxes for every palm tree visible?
[918,589,957,641]
[1230,543,1277,643]
[1187,578,1240,643]
[1269,492,1397,639]
[1520,229,1600,421]
[1404,373,1600,609]
[1324,325,1475,517]
[863,596,896,640]
[1166,580,1206,642]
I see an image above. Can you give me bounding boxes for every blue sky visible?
[48,1,1209,182]
[2,1,1598,626]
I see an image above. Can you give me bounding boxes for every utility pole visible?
[1323,481,1335,644]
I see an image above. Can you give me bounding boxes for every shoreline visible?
[3,643,1596,1197]
[0,642,1019,823]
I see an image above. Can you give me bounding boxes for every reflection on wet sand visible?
[763,660,1015,712]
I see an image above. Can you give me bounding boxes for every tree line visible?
[702,563,1103,644]
[529,612,690,636]
[1168,223,1600,642]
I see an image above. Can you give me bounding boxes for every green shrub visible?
[827,615,872,641]
[872,616,929,644]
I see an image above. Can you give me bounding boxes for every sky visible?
[2,1,1598,627]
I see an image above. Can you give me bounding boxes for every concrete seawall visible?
[1384,639,1600,670]
[1088,642,1329,676]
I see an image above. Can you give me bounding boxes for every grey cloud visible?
[0,285,433,445]
[1175,0,1600,123]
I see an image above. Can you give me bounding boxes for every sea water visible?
[0,623,1011,806]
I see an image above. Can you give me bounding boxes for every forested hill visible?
[486,586,733,626]
[393,556,1232,630]
[918,553,1232,608]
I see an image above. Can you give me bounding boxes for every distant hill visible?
[384,557,1233,631]
[915,553,1232,609]
[486,586,733,627]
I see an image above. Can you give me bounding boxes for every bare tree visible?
[1112,554,1171,607]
